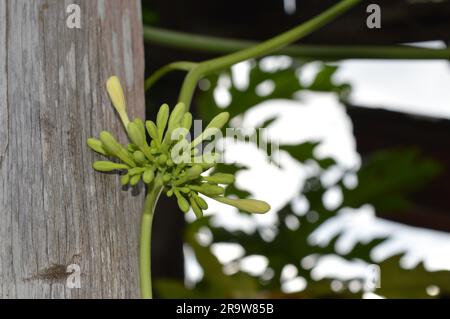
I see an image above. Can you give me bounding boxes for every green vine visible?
[143,27,450,61]
[176,0,360,108]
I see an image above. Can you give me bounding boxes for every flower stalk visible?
[140,177,163,299]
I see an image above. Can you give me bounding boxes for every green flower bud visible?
[134,118,146,139]
[189,184,224,196]
[203,173,235,184]
[168,103,186,131]
[106,76,130,128]
[133,151,146,165]
[121,174,130,185]
[181,112,193,131]
[192,192,208,210]
[128,144,138,153]
[130,174,141,186]
[99,131,121,155]
[150,147,158,155]
[157,103,170,138]
[92,161,129,172]
[205,112,229,131]
[189,196,203,218]
[186,165,203,179]
[173,165,203,186]
[127,122,147,149]
[143,169,155,184]
[99,131,136,167]
[158,154,168,166]
[87,138,107,155]
[179,187,190,193]
[212,197,270,214]
[128,167,145,176]
[163,174,171,183]
[191,112,229,148]
[128,122,154,160]
[163,103,186,145]
[145,120,160,143]
[175,191,190,213]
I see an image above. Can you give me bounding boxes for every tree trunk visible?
[0,0,145,298]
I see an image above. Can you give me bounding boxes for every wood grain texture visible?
[0,0,145,298]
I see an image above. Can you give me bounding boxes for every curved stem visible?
[144,25,450,61]
[145,61,197,91]
[178,68,204,108]
[140,177,163,299]
[175,0,360,109]
[199,0,358,73]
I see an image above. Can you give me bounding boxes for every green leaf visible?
[281,142,336,169]
[343,148,442,212]
[307,64,350,98]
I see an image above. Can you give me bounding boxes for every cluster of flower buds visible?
[87,76,270,218]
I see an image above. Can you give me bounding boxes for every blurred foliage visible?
[156,59,448,298]
[157,144,447,298]
[343,148,441,212]
[197,60,349,124]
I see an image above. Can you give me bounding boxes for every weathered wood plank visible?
[0,0,145,298]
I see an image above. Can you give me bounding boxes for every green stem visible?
[144,25,450,61]
[140,177,163,299]
[175,0,360,108]
[178,67,204,109]
[145,61,197,91]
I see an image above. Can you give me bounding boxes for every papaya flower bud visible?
[92,161,129,172]
[145,120,160,144]
[212,197,271,214]
[175,191,190,213]
[143,169,155,184]
[203,173,235,184]
[156,103,170,139]
[191,112,229,148]
[87,138,107,156]
[106,76,130,128]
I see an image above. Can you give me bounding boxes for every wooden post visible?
[0,0,145,298]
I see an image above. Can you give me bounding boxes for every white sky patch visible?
[281,264,298,281]
[231,61,251,90]
[310,206,450,271]
[283,0,297,15]
[281,277,307,293]
[241,93,360,168]
[259,55,293,72]
[184,244,203,287]
[211,243,245,264]
[322,186,343,211]
[309,254,371,282]
[335,59,450,118]
[298,61,322,87]
[239,255,269,276]
[256,79,275,97]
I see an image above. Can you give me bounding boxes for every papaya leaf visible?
[343,148,442,212]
